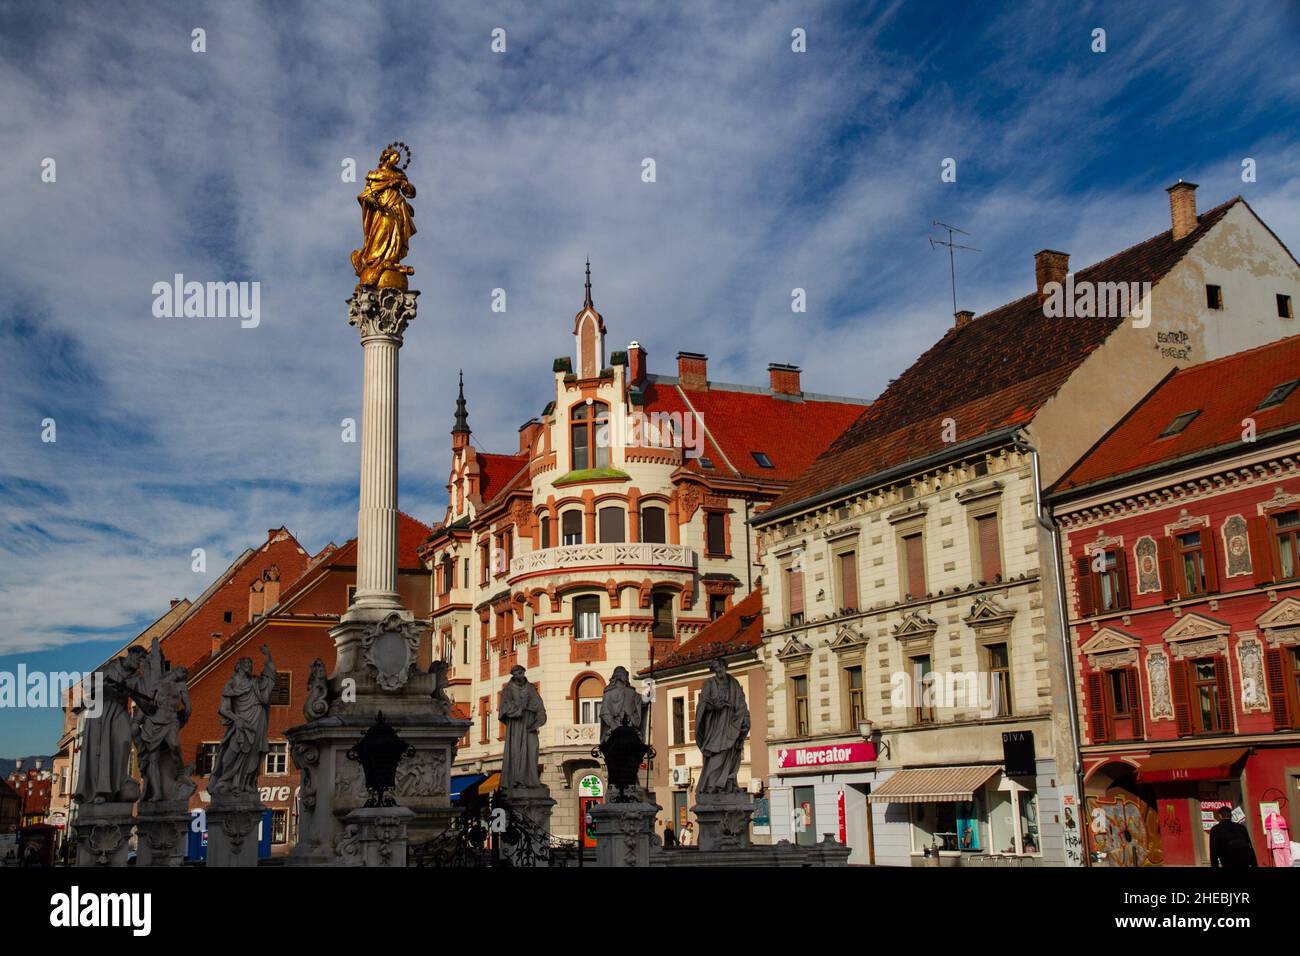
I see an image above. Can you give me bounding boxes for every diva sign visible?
[777,742,876,769]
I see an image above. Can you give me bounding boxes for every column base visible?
[588,799,661,867]
[205,795,266,867]
[691,792,757,852]
[336,806,415,867]
[72,801,135,866]
[136,800,191,866]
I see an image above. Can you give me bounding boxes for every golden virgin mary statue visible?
[351,142,417,289]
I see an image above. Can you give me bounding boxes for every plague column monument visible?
[287,143,470,864]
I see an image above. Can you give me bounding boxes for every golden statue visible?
[351,142,417,289]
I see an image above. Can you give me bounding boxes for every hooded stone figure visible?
[499,665,546,791]
[600,666,645,744]
[695,658,750,794]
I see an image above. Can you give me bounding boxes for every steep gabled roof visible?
[763,197,1243,520]
[1054,333,1300,496]
[640,588,763,676]
[477,452,529,505]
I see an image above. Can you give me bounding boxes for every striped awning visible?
[867,765,1001,804]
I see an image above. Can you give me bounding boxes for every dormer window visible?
[1257,380,1299,410]
[698,457,715,469]
[1158,410,1200,438]
[751,451,774,469]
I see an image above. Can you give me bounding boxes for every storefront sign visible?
[578,774,603,798]
[776,741,876,769]
[837,789,846,844]
[1001,730,1036,777]
[1199,799,1231,832]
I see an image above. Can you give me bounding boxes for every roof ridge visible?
[1165,329,1300,377]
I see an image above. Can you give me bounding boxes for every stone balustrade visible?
[510,542,696,578]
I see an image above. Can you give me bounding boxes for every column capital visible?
[348,286,420,342]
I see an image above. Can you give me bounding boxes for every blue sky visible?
[2,0,1299,756]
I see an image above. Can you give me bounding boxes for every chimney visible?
[518,418,542,456]
[954,309,974,329]
[169,598,181,608]
[677,351,708,390]
[1166,180,1199,241]
[1035,250,1070,301]
[263,565,281,607]
[248,577,266,620]
[211,632,222,654]
[627,341,647,389]
[768,363,803,398]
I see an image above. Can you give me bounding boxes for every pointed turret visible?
[451,370,471,451]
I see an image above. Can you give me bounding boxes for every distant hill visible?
[0,756,55,778]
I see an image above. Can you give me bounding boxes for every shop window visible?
[672,696,686,745]
[640,505,666,543]
[793,786,817,847]
[986,643,1012,717]
[837,551,859,612]
[845,666,864,728]
[598,506,625,543]
[974,513,1002,582]
[791,674,810,736]
[912,802,959,852]
[651,590,675,639]
[561,509,583,546]
[989,784,1040,855]
[706,511,728,556]
[573,595,601,641]
[264,742,288,776]
[576,676,603,724]
[902,531,926,599]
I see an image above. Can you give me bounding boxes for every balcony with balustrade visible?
[508,542,697,583]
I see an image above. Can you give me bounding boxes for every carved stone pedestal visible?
[205,795,266,867]
[691,792,757,852]
[135,800,190,866]
[501,786,557,866]
[72,801,135,866]
[335,806,414,867]
[588,799,660,867]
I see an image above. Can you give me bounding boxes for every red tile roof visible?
[1054,332,1300,494]
[477,452,529,504]
[764,197,1244,518]
[278,511,433,603]
[641,588,763,675]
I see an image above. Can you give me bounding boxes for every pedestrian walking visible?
[1209,806,1257,867]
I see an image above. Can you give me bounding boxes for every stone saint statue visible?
[600,666,645,744]
[75,645,148,803]
[695,659,751,794]
[133,640,194,803]
[209,646,276,798]
[350,142,417,290]
[499,665,546,792]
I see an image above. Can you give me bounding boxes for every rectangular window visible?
[1159,410,1200,437]
[271,808,288,845]
[786,565,805,626]
[197,743,220,776]
[846,666,864,728]
[562,510,583,546]
[987,643,1012,717]
[708,593,727,620]
[1103,667,1145,743]
[265,742,288,776]
[1177,531,1207,596]
[792,675,810,736]
[271,673,291,706]
[903,532,926,600]
[463,625,470,665]
[1097,551,1121,611]
[574,595,601,641]
[580,698,602,724]
[571,418,590,471]
[672,696,686,745]
[481,620,490,662]
[1278,293,1293,319]
[598,507,625,543]
[706,511,728,556]
[793,785,817,847]
[479,698,490,744]
[651,591,674,639]
[912,655,934,724]
[975,513,1002,582]
[539,515,551,549]
[1193,658,1222,734]
[837,551,859,612]
[1275,510,1300,581]
[495,531,512,574]
[480,542,490,584]
[1206,284,1223,309]
[463,558,470,585]
[640,506,666,543]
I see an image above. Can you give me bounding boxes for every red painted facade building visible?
[1052,334,1300,866]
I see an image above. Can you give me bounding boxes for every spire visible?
[584,257,593,309]
[451,370,470,436]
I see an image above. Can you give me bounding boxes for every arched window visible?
[640,505,667,543]
[573,595,601,641]
[598,506,625,543]
[571,401,610,470]
[575,675,603,724]
[561,509,583,546]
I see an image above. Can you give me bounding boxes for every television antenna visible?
[929,220,980,316]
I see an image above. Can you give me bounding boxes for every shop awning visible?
[1135,748,1248,784]
[478,771,501,794]
[867,765,1001,804]
[450,774,486,802]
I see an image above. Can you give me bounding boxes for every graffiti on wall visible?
[1086,793,1164,867]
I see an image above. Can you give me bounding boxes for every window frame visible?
[264,741,289,776]
[573,594,602,642]
[570,400,611,471]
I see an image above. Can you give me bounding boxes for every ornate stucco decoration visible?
[1163,508,1208,537]
[360,611,425,691]
[347,286,420,342]
[892,609,939,651]
[963,596,1016,639]
[820,523,861,541]
[886,501,928,525]
[954,479,1003,506]
[1258,485,1300,515]
[1221,515,1253,578]
[1133,536,1160,594]
[1257,597,1300,647]
[1145,648,1175,721]
[1162,611,1231,660]
[1080,626,1140,670]
[829,623,868,652]
[1234,634,1271,714]
[1084,528,1124,554]
[776,634,814,663]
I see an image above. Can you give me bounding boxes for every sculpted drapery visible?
[351,144,417,289]
[500,665,546,791]
[695,659,750,794]
[209,647,276,797]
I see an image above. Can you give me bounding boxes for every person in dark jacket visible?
[1209,806,1257,867]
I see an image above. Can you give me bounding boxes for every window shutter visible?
[1248,514,1277,586]
[789,570,805,617]
[1126,667,1144,739]
[1086,671,1110,743]
[906,535,927,597]
[687,688,696,741]
[1202,527,1221,593]
[839,552,859,611]
[1115,550,1132,610]
[1265,648,1292,730]
[1076,556,1095,617]
[978,515,1002,581]
[1171,659,1193,737]
[1158,537,1178,601]
[1209,655,1233,733]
